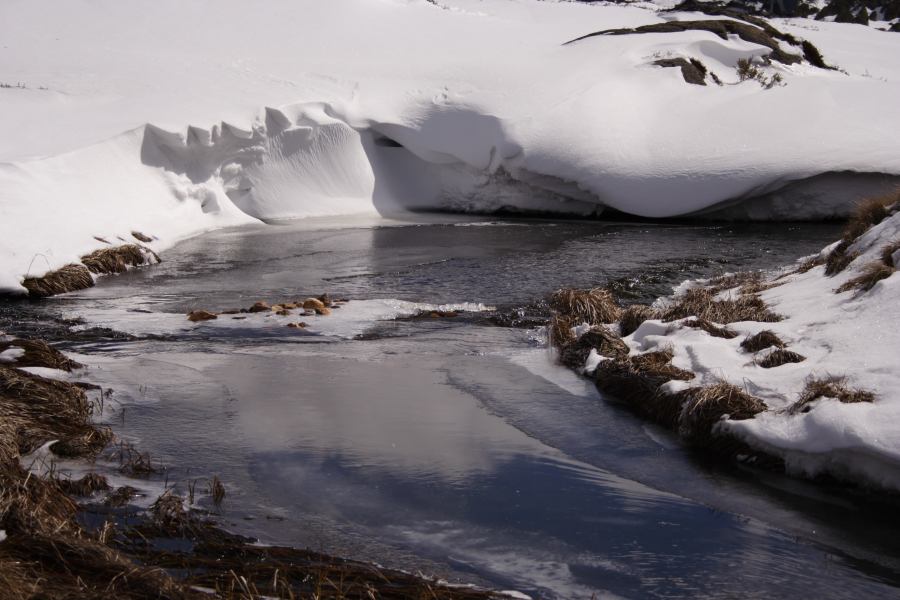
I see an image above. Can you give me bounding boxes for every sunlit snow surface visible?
[1,0,900,291]
[619,210,900,489]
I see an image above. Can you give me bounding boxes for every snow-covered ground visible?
[617,207,900,489]
[2,0,900,293]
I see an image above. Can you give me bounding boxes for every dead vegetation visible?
[835,261,896,294]
[683,317,737,339]
[557,326,630,370]
[81,245,149,275]
[618,304,656,337]
[0,338,82,371]
[741,330,785,353]
[825,191,900,276]
[659,287,781,324]
[55,473,111,497]
[22,264,94,298]
[756,349,806,369]
[21,243,160,298]
[549,288,621,324]
[881,240,900,268]
[675,383,767,444]
[789,375,875,414]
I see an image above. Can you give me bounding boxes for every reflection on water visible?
[32,217,900,599]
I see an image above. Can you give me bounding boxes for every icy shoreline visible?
[554,196,900,491]
[2,0,900,293]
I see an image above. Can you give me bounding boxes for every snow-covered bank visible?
[2,0,900,294]
[579,197,900,490]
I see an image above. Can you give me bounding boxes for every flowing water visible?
[8,215,900,599]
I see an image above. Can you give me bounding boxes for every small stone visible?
[232,316,247,320]
[286,322,307,329]
[220,309,242,315]
[248,301,270,313]
[315,307,331,316]
[282,302,297,310]
[187,310,218,322]
[276,309,292,316]
[303,298,326,310]
[318,293,332,307]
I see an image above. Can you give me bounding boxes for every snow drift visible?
[2,0,900,293]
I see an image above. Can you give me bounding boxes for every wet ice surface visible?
[26,216,900,598]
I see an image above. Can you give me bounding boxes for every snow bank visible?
[624,207,900,489]
[2,0,900,293]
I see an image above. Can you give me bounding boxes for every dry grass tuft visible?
[209,475,226,507]
[826,191,900,276]
[789,375,875,414]
[741,330,785,353]
[794,255,825,275]
[660,288,781,324]
[548,314,577,349]
[824,242,857,276]
[55,473,111,497]
[843,193,898,243]
[881,240,900,268]
[0,367,109,456]
[683,317,737,339]
[22,264,94,298]
[104,485,139,507]
[109,440,159,476]
[593,350,694,429]
[676,383,767,443]
[618,304,657,337]
[80,245,148,275]
[549,288,621,324]
[756,349,806,369]
[131,230,153,243]
[558,327,630,370]
[835,261,896,294]
[0,339,82,371]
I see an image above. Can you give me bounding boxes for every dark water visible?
[9,215,900,599]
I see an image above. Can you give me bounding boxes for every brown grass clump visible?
[549,288,621,324]
[756,349,806,369]
[22,264,94,298]
[824,242,857,276]
[0,339,82,371]
[660,288,781,324]
[683,318,737,339]
[55,473,111,497]
[548,314,577,348]
[209,475,226,507]
[789,375,875,414]
[825,191,900,276]
[131,230,153,243]
[881,240,900,267]
[618,304,657,337]
[81,244,148,275]
[558,327,630,370]
[835,261,896,294]
[187,310,218,322]
[593,350,694,429]
[843,193,898,243]
[676,383,767,443]
[741,330,785,353]
[0,367,110,456]
[104,486,139,507]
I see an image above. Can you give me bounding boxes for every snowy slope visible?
[1,0,900,293]
[623,208,900,489]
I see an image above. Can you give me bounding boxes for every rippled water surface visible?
[10,215,900,599]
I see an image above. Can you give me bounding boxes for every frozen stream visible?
[12,215,900,599]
